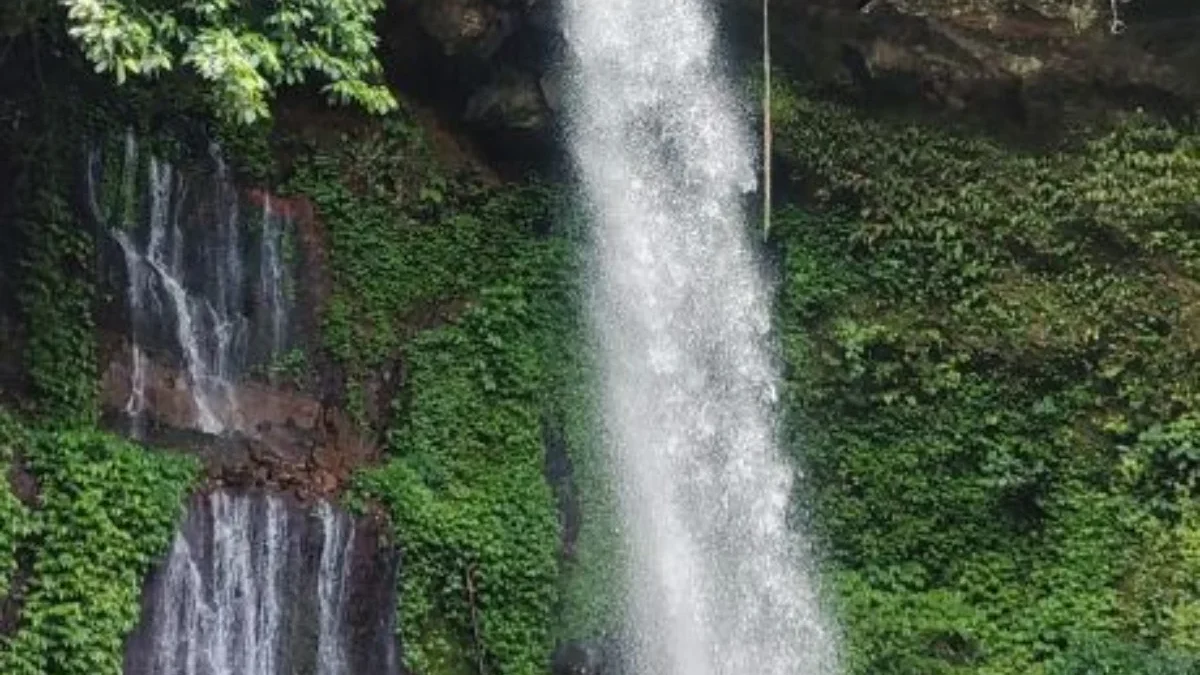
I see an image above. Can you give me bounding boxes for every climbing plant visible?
[356,288,562,675]
[293,107,608,673]
[771,79,1200,673]
[0,411,32,602]
[0,425,196,675]
[16,188,99,428]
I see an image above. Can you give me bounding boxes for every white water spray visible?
[562,0,840,673]
[109,155,231,434]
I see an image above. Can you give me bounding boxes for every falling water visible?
[317,501,352,675]
[126,492,367,675]
[89,134,294,435]
[109,155,232,433]
[562,1,840,674]
[258,196,289,360]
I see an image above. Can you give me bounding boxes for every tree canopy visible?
[59,0,397,122]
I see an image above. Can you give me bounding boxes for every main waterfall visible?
[561,1,840,674]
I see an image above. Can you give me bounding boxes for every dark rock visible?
[465,68,551,131]
[414,0,523,57]
[551,638,621,675]
[379,0,560,167]
[542,415,580,561]
[727,0,1200,128]
[100,341,380,500]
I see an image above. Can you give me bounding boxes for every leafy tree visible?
[58,0,396,123]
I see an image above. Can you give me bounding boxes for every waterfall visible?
[316,502,352,675]
[89,134,295,435]
[258,196,289,360]
[125,491,388,675]
[561,1,840,674]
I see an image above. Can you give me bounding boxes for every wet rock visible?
[729,0,1200,126]
[124,489,401,675]
[100,342,378,500]
[414,0,527,57]
[465,69,550,131]
[551,638,621,675]
[542,415,580,561]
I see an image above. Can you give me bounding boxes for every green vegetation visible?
[0,80,197,674]
[355,290,562,675]
[295,111,612,673]
[59,0,396,123]
[286,115,476,424]
[7,9,1200,673]
[771,82,1200,674]
[16,191,99,427]
[0,412,33,601]
[2,83,100,426]
[0,420,196,675]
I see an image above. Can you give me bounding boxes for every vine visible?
[0,410,32,602]
[17,187,99,428]
[0,423,196,675]
[293,107,606,672]
[353,272,578,675]
[771,81,1200,673]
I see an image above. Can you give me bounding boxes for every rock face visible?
[101,343,373,499]
[94,165,375,499]
[384,0,1200,153]
[381,0,560,161]
[551,638,622,675]
[738,0,1200,125]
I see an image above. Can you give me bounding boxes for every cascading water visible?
[89,134,294,436]
[124,491,398,675]
[258,196,289,361]
[562,1,840,674]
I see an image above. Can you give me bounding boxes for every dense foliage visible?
[10,8,1200,673]
[0,412,32,601]
[59,0,395,123]
[0,74,198,673]
[0,421,196,675]
[771,82,1200,674]
[15,192,99,427]
[291,114,610,674]
[1,83,100,426]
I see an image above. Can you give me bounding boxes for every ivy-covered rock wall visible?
[772,79,1200,674]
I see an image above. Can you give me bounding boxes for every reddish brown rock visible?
[101,341,380,501]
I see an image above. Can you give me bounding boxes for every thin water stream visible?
[89,134,293,436]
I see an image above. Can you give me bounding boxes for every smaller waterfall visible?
[109,156,234,434]
[317,502,352,675]
[258,196,289,360]
[90,134,296,436]
[125,491,397,675]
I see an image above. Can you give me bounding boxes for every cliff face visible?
[751,0,1200,125]
[390,0,1200,141]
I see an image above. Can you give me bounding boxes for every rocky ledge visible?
[737,0,1200,127]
